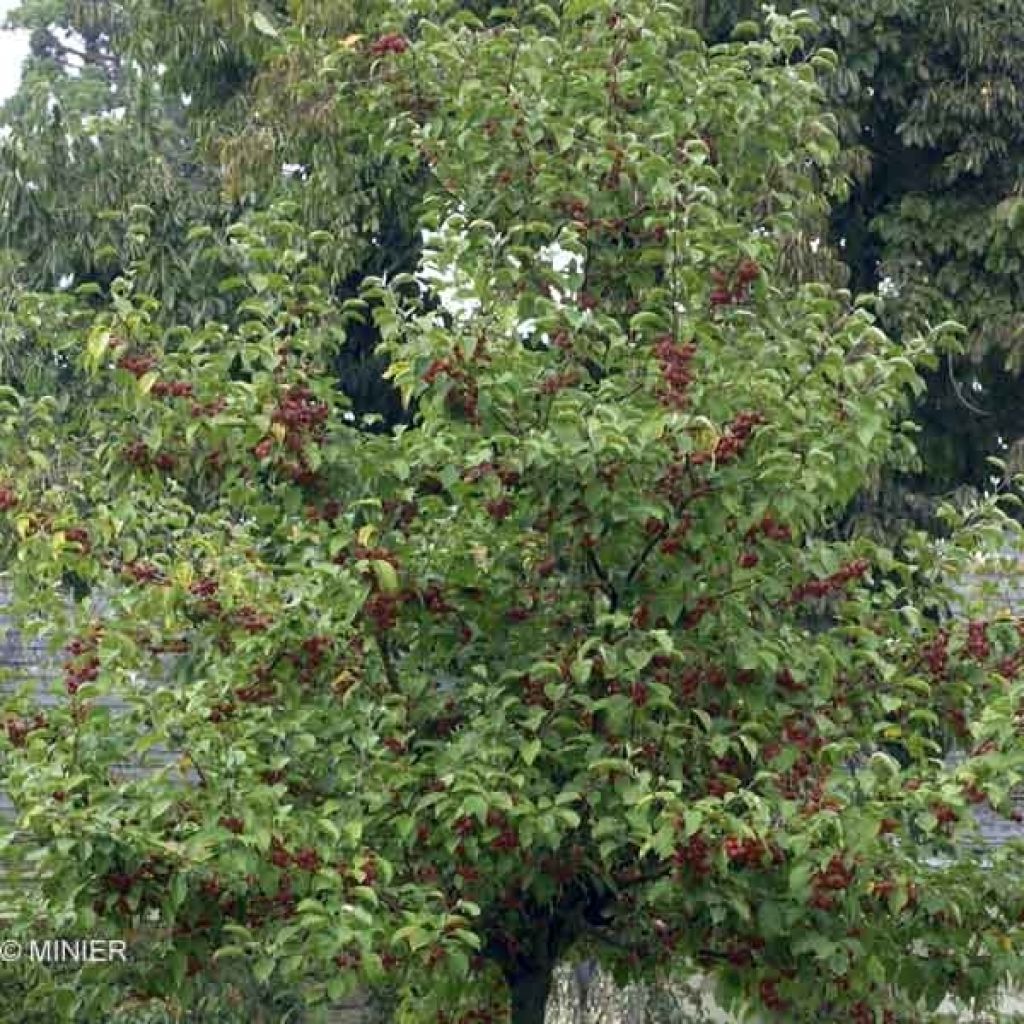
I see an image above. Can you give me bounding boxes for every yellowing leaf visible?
[172,564,194,588]
[689,416,719,453]
[332,670,358,698]
[371,559,400,595]
[271,422,287,442]
[357,525,376,546]
[86,329,111,370]
[341,33,363,49]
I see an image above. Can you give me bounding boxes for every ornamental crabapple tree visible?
[3,5,1024,1024]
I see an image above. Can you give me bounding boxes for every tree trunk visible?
[508,964,553,1024]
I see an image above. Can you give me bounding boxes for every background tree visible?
[693,0,1024,527]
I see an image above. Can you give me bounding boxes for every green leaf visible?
[251,10,279,37]
[521,739,542,766]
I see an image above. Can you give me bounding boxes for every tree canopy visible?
[3,4,1024,1024]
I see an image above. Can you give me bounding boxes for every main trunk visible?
[508,964,554,1024]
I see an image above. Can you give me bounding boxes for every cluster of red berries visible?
[506,599,535,623]
[272,386,329,445]
[102,871,136,895]
[709,259,761,308]
[672,832,712,877]
[655,513,692,556]
[362,591,403,632]
[4,712,46,747]
[520,674,554,709]
[423,358,456,385]
[491,826,519,851]
[723,835,776,868]
[463,462,521,487]
[333,949,360,970]
[304,498,343,524]
[776,757,828,804]
[243,875,297,925]
[252,437,274,460]
[920,628,949,677]
[998,650,1024,680]
[370,33,409,56]
[121,560,165,585]
[653,334,697,410]
[429,697,465,738]
[0,486,17,510]
[285,634,334,685]
[809,854,855,910]
[121,438,178,474]
[485,497,512,521]
[97,857,171,919]
[422,583,453,615]
[933,802,959,829]
[745,513,792,543]
[422,358,481,423]
[784,714,824,749]
[558,197,590,222]
[676,666,702,699]
[790,558,870,603]
[966,619,991,661]
[232,605,272,634]
[961,781,987,806]
[453,814,476,837]
[292,847,321,872]
[849,1001,895,1024]
[122,439,151,468]
[654,448,706,504]
[150,379,194,400]
[723,934,765,967]
[539,369,581,395]
[703,410,767,465]
[190,396,226,419]
[269,837,292,869]
[775,668,805,694]
[758,977,788,1012]
[235,678,276,704]
[62,526,90,553]
[62,626,104,694]
[189,577,218,599]
[681,595,716,630]
[628,680,649,707]
[116,352,158,377]
[208,700,236,723]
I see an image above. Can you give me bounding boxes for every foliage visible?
[3,4,1024,1024]
[696,0,1024,512]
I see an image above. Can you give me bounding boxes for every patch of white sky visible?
[0,1,29,103]
[418,216,583,338]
